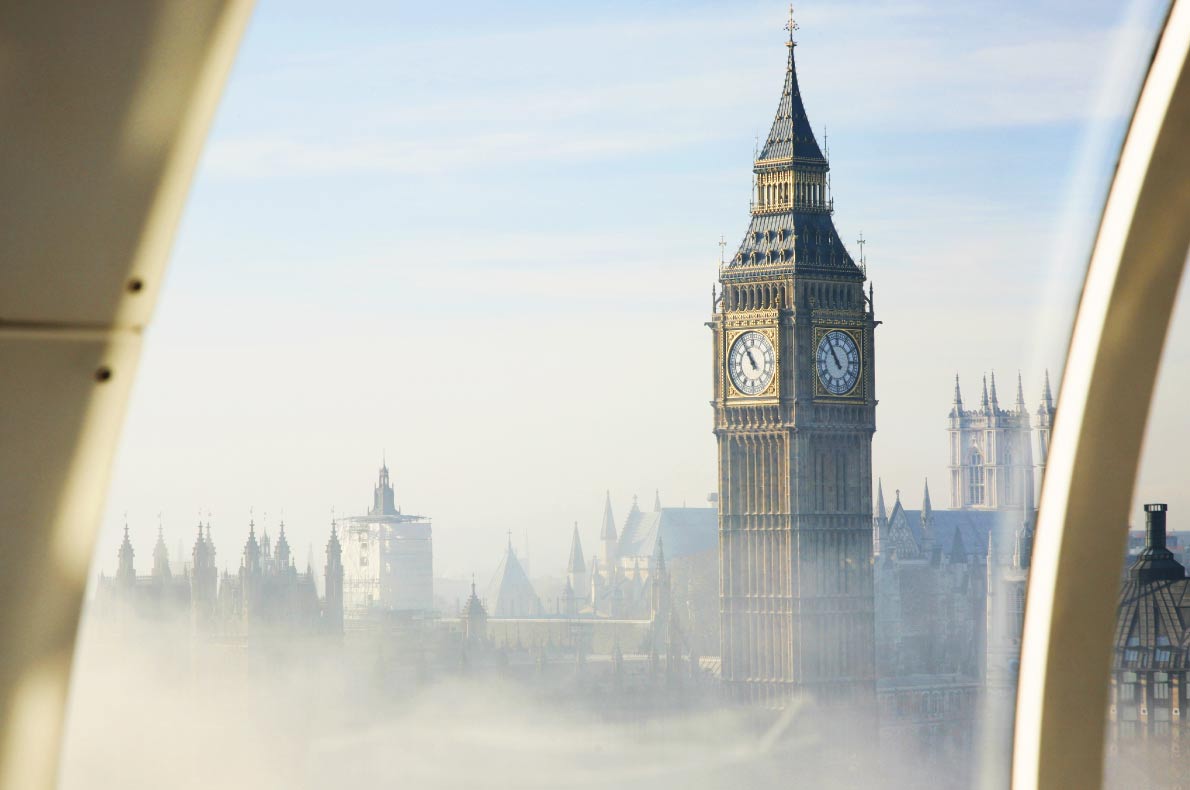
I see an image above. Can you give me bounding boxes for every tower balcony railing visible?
[750,196,834,215]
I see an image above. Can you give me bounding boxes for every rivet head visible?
[94,367,112,383]
[127,278,144,293]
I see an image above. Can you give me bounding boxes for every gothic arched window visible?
[969,449,985,505]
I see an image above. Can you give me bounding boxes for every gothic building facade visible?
[95,517,344,638]
[948,372,1055,511]
[710,19,877,705]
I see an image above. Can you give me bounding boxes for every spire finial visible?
[785,4,799,47]
[1016,370,1026,408]
[953,374,963,407]
[718,234,726,266]
[990,371,1000,409]
[1042,369,1054,408]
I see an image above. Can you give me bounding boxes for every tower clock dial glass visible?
[816,330,861,395]
[728,331,776,396]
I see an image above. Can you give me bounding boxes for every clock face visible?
[728,331,776,396]
[816,330,861,395]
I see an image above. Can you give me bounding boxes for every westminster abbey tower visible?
[710,17,877,705]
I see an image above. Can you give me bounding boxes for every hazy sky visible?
[97,0,1173,585]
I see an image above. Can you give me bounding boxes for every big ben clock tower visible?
[711,14,876,706]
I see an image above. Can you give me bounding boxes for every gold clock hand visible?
[829,337,844,368]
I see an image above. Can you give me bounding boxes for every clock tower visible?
[710,18,877,706]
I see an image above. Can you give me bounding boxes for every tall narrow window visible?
[969,449,985,505]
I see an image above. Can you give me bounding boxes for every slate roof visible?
[617,507,717,560]
[725,41,861,278]
[887,506,1017,562]
[730,211,858,274]
[1115,570,1190,670]
[489,542,542,618]
[758,44,825,163]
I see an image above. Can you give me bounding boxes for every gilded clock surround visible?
[725,326,779,399]
[811,326,864,400]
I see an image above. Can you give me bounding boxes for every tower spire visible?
[785,3,799,48]
[981,375,990,411]
[1016,371,1026,410]
[1042,369,1054,410]
[875,478,887,520]
[989,371,1000,410]
[922,478,933,517]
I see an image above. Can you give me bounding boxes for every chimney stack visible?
[1146,503,1169,551]
[1130,503,1183,584]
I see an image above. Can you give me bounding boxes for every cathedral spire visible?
[567,522,586,575]
[653,489,662,512]
[1042,369,1054,411]
[981,375,990,411]
[117,522,135,585]
[922,478,933,517]
[1016,371,1026,411]
[875,478,887,521]
[953,374,963,409]
[600,491,617,541]
[758,11,824,165]
[989,371,1000,411]
[152,522,170,580]
[275,520,291,569]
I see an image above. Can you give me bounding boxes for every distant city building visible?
[340,461,434,615]
[95,518,343,638]
[1111,505,1187,747]
[876,372,1050,761]
[947,372,1050,511]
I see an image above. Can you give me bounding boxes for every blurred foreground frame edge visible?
[0,3,253,788]
[1013,1,1190,788]
[5,2,1189,788]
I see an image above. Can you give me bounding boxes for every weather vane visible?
[718,234,727,265]
[785,4,799,45]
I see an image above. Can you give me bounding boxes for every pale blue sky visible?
[98,0,1170,585]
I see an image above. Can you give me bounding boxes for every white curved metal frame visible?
[1014,1,1190,787]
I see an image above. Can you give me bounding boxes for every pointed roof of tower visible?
[326,520,342,560]
[922,479,933,517]
[875,479,887,521]
[724,18,860,278]
[490,538,542,618]
[952,374,963,409]
[152,523,170,578]
[653,489,662,512]
[948,527,968,564]
[757,20,825,164]
[464,577,487,620]
[1016,371,1027,410]
[989,371,1000,410]
[567,522,586,575]
[653,534,667,575]
[276,520,291,566]
[1041,370,1054,411]
[600,491,617,541]
[981,375,990,411]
